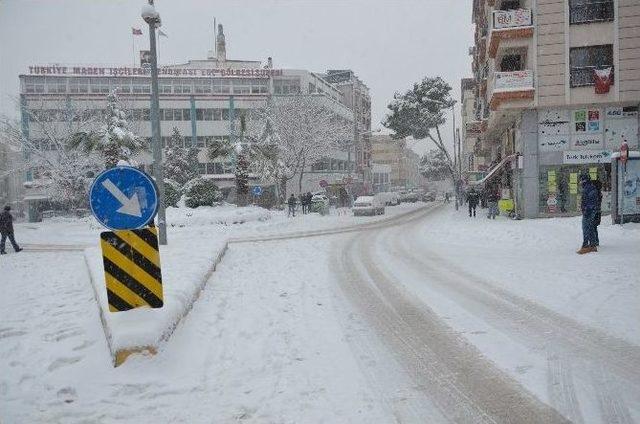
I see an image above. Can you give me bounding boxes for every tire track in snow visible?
[385,211,639,423]
[334,228,568,423]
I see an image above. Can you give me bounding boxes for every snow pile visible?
[165,204,271,227]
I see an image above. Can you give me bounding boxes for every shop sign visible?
[606,107,638,119]
[492,9,532,29]
[540,135,569,152]
[562,150,612,164]
[27,65,283,78]
[571,133,604,150]
[495,70,534,90]
[539,109,570,136]
[572,109,602,134]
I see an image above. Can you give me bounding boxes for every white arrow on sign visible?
[101,179,142,217]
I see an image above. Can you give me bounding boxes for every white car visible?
[353,195,385,216]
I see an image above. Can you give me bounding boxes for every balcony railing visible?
[570,66,614,88]
[569,1,614,25]
[492,9,532,30]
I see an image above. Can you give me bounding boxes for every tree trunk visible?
[297,157,306,194]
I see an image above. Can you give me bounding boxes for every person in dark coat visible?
[577,174,599,254]
[306,192,313,213]
[467,188,480,217]
[487,188,500,219]
[287,194,297,217]
[593,180,603,247]
[0,205,22,254]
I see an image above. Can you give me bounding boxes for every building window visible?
[173,79,192,94]
[89,78,109,94]
[194,80,211,94]
[113,78,131,94]
[569,0,614,25]
[232,79,251,95]
[24,77,45,93]
[569,45,613,87]
[274,78,301,95]
[45,78,67,94]
[132,79,151,94]
[159,81,172,94]
[499,0,520,10]
[213,79,231,94]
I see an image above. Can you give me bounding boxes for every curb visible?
[84,241,230,367]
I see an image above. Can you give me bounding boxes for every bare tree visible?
[1,99,103,209]
[251,95,351,199]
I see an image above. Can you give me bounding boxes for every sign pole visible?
[146,8,167,245]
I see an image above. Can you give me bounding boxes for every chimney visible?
[216,23,226,62]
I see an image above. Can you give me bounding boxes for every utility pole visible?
[142,0,167,245]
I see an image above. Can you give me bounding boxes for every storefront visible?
[536,106,638,217]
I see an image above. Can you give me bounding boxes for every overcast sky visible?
[0,0,473,155]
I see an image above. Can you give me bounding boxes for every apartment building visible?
[370,135,424,189]
[466,0,639,218]
[18,25,367,215]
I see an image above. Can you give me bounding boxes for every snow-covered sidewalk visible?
[418,206,640,345]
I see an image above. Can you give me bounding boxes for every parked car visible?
[353,195,385,216]
[422,191,436,202]
[399,191,419,203]
[378,191,400,206]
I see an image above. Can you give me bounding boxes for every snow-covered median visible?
[38,202,431,365]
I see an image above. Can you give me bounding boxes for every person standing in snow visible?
[577,174,599,254]
[467,188,480,217]
[593,179,603,247]
[0,205,22,255]
[487,188,500,219]
[287,194,297,217]
[306,192,313,213]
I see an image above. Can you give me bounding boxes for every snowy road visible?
[1,204,638,423]
[332,206,640,423]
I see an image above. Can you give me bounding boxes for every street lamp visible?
[141,0,167,245]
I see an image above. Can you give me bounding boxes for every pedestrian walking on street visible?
[467,188,480,217]
[487,189,500,219]
[306,192,313,213]
[287,194,297,217]
[577,174,599,254]
[0,205,22,255]
[444,192,450,203]
[593,180,603,247]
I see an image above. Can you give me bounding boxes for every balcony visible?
[466,120,488,136]
[488,9,534,58]
[488,70,535,110]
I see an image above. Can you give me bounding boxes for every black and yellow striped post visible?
[100,226,163,312]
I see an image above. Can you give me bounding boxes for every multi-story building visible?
[370,134,424,189]
[322,70,372,185]
[0,139,23,214]
[17,25,367,216]
[467,0,639,218]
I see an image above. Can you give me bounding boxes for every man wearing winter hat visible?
[0,205,22,254]
[577,173,598,254]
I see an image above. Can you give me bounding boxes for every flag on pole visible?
[132,27,143,35]
[158,29,168,38]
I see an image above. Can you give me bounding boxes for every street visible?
[2,204,638,423]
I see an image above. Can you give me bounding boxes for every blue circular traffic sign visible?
[89,166,159,230]
[252,186,263,196]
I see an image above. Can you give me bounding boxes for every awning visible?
[469,154,517,186]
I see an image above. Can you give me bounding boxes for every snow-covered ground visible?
[1,202,638,423]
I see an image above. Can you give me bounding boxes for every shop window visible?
[570,45,613,87]
[569,0,614,25]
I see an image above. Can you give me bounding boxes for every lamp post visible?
[141,0,167,245]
